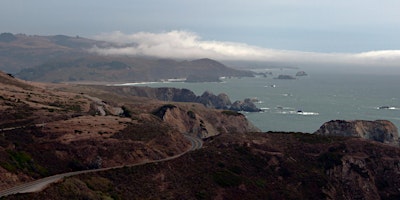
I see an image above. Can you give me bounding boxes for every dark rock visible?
[296,71,308,76]
[196,91,231,109]
[377,106,397,110]
[378,106,391,110]
[230,98,261,112]
[152,104,177,119]
[156,88,197,102]
[275,75,296,80]
[315,120,399,146]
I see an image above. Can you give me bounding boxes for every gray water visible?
[128,73,400,133]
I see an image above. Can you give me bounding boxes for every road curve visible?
[0,134,203,198]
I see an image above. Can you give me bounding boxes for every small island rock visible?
[275,75,296,80]
[230,98,262,112]
[296,71,308,76]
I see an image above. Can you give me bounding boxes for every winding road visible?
[0,134,203,198]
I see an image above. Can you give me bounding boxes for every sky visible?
[2,0,400,70]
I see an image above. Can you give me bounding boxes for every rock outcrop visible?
[295,71,308,76]
[152,104,260,138]
[315,120,399,146]
[230,98,261,112]
[275,75,296,80]
[99,86,261,112]
[196,91,231,110]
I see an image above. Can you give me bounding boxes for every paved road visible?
[0,134,203,198]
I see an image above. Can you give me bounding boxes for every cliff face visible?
[315,120,399,146]
[99,86,260,112]
[152,104,260,138]
[196,91,231,109]
[230,98,262,112]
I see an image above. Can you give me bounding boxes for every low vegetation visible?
[7,132,400,199]
[1,150,48,178]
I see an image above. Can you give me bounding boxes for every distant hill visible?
[0,33,106,73]
[16,56,253,83]
[0,33,254,82]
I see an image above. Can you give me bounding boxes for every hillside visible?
[0,33,104,73]
[6,132,400,200]
[16,57,253,83]
[0,33,254,82]
[1,71,400,199]
[0,71,257,191]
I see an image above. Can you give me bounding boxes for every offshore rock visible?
[230,98,262,112]
[315,120,399,146]
[196,91,231,109]
[275,75,296,80]
[295,71,308,76]
[95,86,262,112]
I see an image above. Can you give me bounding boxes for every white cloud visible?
[89,31,400,68]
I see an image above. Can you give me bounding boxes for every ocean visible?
[122,72,400,133]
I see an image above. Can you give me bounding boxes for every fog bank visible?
[90,31,400,74]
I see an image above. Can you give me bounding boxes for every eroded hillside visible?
[0,71,258,191]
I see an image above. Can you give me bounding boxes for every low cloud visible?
[90,30,400,68]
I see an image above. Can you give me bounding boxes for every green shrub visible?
[2,150,48,176]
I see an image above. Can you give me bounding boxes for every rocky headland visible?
[295,71,308,76]
[91,85,261,112]
[315,120,399,146]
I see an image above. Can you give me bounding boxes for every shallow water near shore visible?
[122,72,400,133]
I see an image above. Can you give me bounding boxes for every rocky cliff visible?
[315,120,399,146]
[230,98,262,112]
[152,104,260,138]
[196,91,231,110]
[95,85,261,112]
